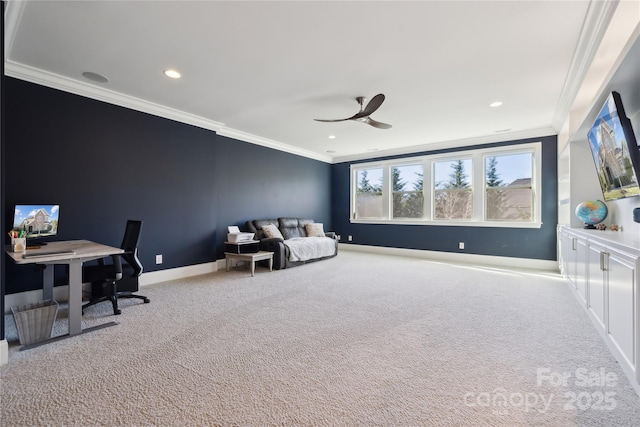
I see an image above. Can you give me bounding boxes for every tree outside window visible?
[434,159,472,220]
[355,168,383,218]
[392,164,424,218]
[485,153,533,221]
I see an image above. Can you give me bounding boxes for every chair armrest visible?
[111,254,124,281]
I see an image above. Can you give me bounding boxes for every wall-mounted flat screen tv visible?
[587,91,640,201]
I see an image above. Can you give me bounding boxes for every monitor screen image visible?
[587,91,640,201]
[12,204,60,238]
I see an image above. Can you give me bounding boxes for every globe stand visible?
[584,223,597,229]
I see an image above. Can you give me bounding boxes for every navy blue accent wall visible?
[214,135,332,258]
[331,135,558,260]
[3,78,331,294]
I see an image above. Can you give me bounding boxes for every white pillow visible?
[305,222,325,237]
[262,223,284,239]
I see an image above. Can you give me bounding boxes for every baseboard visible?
[4,261,218,314]
[339,243,559,271]
[4,286,71,315]
[138,261,218,287]
[0,339,8,366]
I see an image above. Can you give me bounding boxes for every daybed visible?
[246,218,338,270]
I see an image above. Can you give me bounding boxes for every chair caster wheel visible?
[114,309,122,315]
[143,298,150,303]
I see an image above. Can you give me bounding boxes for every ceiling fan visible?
[314,94,392,129]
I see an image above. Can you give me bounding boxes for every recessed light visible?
[490,101,503,108]
[326,150,336,153]
[82,71,109,83]
[495,128,512,133]
[328,135,336,139]
[367,148,379,152]
[163,69,181,79]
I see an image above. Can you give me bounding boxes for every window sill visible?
[350,219,543,228]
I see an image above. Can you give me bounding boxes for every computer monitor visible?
[12,204,60,245]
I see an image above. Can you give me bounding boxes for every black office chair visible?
[82,220,150,315]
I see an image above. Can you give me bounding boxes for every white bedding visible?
[284,236,336,262]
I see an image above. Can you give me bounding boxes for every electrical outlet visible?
[348,235,353,242]
[336,235,341,241]
[458,242,464,250]
[156,254,163,264]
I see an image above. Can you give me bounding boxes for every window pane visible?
[434,159,472,189]
[485,153,533,221]
[392,164,424,218]
[355,168,383,218]
[433,159,472,220]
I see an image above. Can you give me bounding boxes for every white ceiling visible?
[4,1,616,163]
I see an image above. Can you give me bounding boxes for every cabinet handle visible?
[600,251,609,271]
[572,238,577,251]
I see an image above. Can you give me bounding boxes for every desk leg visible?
[42,266,54,301]
[67,261,83,336]
[250,260,255,277]
[269,256,273,272]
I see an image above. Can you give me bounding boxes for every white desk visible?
[6,240,124,342]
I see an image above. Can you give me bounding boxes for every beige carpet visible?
[2,251,640,426]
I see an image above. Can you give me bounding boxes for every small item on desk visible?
[11,236,26,253]
[22,250,76,259]
[227,225,255,243]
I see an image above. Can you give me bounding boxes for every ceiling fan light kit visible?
[314,94,392,129]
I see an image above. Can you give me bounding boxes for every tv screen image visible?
[12,204,60,238]
[587,91,640,202]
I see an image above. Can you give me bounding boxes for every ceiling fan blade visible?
[315,109,370,122]
[364,117,392,129]
[357,93,385,118]
[313,118,350,123]
[315,94,390,128]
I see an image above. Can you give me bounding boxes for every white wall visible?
[558,1,640,233]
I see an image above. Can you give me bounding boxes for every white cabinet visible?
[558,226,640,392]
[606,248,636,370]
[559,228,588,304]
[586,243,606,329]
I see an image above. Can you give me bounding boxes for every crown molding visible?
[4,60,337,162]
[552,0,620,132]
[5,61,226,132]
[216,127,332,163]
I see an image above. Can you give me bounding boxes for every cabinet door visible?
[563,233,577,286]
[575,238,588,304]
[587,244,606,329]
[606,249,637,370]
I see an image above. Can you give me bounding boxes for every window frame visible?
[350,142,542,228]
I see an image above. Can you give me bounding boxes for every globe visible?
[575,200,608,229]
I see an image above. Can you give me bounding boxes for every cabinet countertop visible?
[560,226,640,256]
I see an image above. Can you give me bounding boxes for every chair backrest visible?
[120,220,143,276]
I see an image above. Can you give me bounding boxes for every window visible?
[485,153,533,222]
[433,159,472,220]
[354,168,383,219]
[392,164,424,219]
[350,142,542,228]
